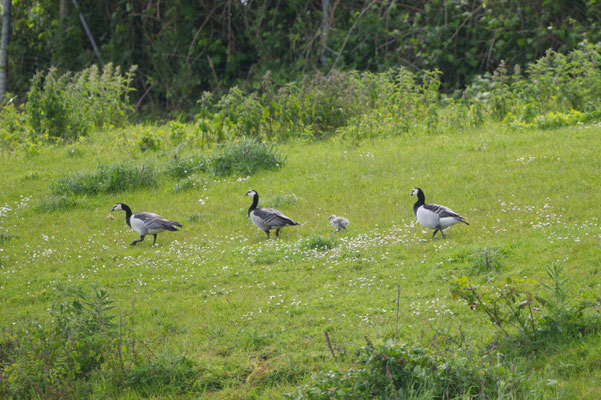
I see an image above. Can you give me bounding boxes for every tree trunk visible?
[0,0,11,103]
[320,0,329,66]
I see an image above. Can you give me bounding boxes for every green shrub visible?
[0,285,117,398]
[137,129,161,152]
[35,195,79,213]
[470,247,504,275]
[209,139,285,177]
[303,235,336,251]
[51,162,157,196]
[288,340,480,400]
[451,264,600,344]
[26,64,136,141]
[168,154,208,178]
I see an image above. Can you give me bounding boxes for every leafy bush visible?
[168,154,208,178]
[51,162,157,196]
[470,247,504,275]
[451,264,600,343]
[0,285,117,398]
[26,64,136,141]
[137,129,162,152]
[210,139,285,177]
[288,340,480,400]
[35,195,79,213]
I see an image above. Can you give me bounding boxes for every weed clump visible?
[168,139,285,178]
[303,235,336,251]
[51,162,157,196]
[210,139,284,177]
[288,340,480,399]
[35,195,79,213]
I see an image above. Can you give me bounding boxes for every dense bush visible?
[7,1,601,110]
[288,340,480,400]
[451,264,601,344]
[169,139,285,178]
[51,162,157,196]
[26,64,136,141]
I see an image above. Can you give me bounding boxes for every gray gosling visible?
[329,214,350,232]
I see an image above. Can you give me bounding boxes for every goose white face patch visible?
[112,203,123,211]
[245,190,256,197]
[411,188,419,196]
[328,215,336,221]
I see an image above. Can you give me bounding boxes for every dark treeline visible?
[6,0,601,113]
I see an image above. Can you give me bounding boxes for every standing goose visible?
[245,190,299,238]
[329,215,350,232]
[410,188,468,238]
[111,203,182,246]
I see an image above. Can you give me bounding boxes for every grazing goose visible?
[111,203,182,246]
[329,215,350,232]
[410,188,468,238]
[245,190,299,238]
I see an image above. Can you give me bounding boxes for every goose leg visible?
[432,229,439,238]
[275,228,281,237]
[152,234,158,245]
[265,230,270,239]
[440,230,446,238]
[131,235,145,246]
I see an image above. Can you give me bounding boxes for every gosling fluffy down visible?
[328,215,350,232]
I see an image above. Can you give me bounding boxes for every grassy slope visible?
[1,122,600,398]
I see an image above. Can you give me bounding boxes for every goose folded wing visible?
[136,212,182,229]
[255,208,297,226]
[423,204,465,220]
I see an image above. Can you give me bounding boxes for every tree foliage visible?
[5,0,601,112]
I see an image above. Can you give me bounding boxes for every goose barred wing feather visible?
[423,204,466,221]
[253,207,299,227]
[134,212,182,230]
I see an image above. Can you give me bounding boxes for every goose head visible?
[245,189,258,197]
[111,203,125,212]
[410,188,423,197]
[328,215,336,221]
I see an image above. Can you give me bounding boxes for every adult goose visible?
[111,203,182,246]
[410,188,468,238]
[329,215,350,232]
[245,190,299,238]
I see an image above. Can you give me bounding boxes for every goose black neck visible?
[413,191,425,216]
[248,193,258,216]
[121,204,133,227]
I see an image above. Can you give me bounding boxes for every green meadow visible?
[1,119,600,398]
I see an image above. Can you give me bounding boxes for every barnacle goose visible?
[111,203,182,245]
[410,188,468,238]
[329,215,350,232]
[245,190,299,238]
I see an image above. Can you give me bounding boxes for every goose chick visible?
[245,190,299,238]
[410,188,468,238]
[329,215,349,232]
[111,203,182,246]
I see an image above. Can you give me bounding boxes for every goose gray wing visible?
[254,207,298,226]
[423,204,466,221]
[134,212,182,229]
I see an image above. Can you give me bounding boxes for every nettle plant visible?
[451,264,600,343]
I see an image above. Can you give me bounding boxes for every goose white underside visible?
[416,206,463,230]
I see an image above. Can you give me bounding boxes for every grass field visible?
[1,121,601,398]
